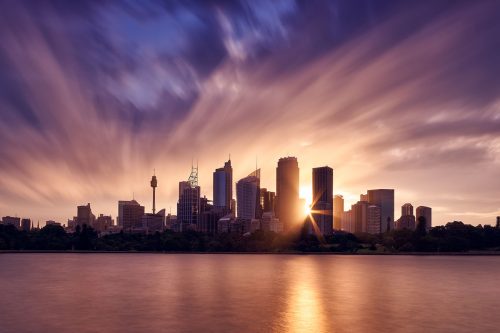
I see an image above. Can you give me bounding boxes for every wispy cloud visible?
[0,0,498,225]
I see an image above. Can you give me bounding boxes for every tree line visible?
[1,220,500,253]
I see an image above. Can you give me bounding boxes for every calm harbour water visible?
[0,254,498,333]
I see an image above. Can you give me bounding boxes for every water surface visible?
[0,254,498,333]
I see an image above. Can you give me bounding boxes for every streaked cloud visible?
[0,0,498,225]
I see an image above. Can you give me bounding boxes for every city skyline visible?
[0,1,499,226]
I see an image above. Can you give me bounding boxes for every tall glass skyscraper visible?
[213,159,233,213]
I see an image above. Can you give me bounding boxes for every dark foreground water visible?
[0,254,499,333]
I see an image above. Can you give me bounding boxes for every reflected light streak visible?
[284,262,328,333]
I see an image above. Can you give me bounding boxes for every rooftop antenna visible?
[188,160,199,187]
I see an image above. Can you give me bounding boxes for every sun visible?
[304,202,311,216]
[299,185,313,217]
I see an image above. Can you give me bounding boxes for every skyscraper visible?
[276,157,300,231]
[416,206,432,231]
[236,169,261,220]
[311,166,333,235]
[213,159,233,212]
[177,181,201,231]
[177,164,201,231]
[367,189,394,233]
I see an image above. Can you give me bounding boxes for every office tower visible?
[352,201,368,233]
[21,218,31,231]
[213,159,233,213]
[77,203,95,228]
[260,188,276,215]
[311,166,333,236]
[497,216,500,228]
[396,203,416,230]
[416,206,432,231]
[236,169,261,220]
[367,189,395,233]
[2,216,21,229]
[177,181,201,231]
[333,195,344,230]
[367,205,381,234]
[276,157,300,231]
[177,164,201,231]
[360,194,368,202]
[151,172,158,214]
[118,200,145,231]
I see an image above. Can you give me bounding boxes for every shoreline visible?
[1,250,500,255]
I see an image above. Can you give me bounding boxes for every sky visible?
[0,0,499,226]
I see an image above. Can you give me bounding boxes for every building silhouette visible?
[236,169,261,220]
[311,166,333,235]
[150,172,158,214]
[77,203,95,228]
[142,209,165,233]
[118,200,145,231]
[276,157,300,231]
[352,200,368,233]
[21,218,31,231]
[396,203,416,230]
[260,188,275,215]
[95,214,113,233]
[177,165,201,231]
[367,205,381,234]
[177,181,200,231]
[416,206,432,231]
[213,159,233,214]
[2,216,21,229]
[367,189,394,232]
[333,195,344,230]
[341,209,353,233]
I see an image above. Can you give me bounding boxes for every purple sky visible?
[0,0,499,226]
